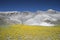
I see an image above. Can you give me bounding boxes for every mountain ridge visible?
[0,9,60,26]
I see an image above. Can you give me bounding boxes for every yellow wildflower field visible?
[0,24,60,40]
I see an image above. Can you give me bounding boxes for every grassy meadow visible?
[0,24,60,40]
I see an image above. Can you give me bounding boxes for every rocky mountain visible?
[0,9,60,26]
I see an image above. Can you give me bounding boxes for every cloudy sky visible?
[0,0,60,11]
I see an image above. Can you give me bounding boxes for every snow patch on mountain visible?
[0,9,60,26]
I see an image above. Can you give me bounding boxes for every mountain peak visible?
[47,9,55,12]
